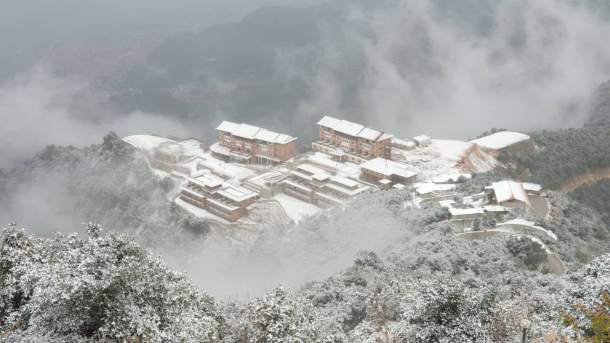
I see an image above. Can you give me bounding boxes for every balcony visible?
[311,141,371,163]
[283,187,312,203]
[207,206,234,221]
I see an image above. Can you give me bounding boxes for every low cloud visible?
[0,66,194,169]
[303,0,610,140]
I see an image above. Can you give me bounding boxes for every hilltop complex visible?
[125,117,537,226]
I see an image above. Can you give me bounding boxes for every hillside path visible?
[557,167,610,193]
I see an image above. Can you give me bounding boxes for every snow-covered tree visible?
[0,223,224,342]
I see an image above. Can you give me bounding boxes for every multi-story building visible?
[360,157,418,187]
[179,174,258,222]
[312,116,394,164]
[281,163,370,208]
[213,121,297,165]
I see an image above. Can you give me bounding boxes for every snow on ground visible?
[198,159,257,184]
[498,219,558,240]
[123,135,173,152]
[393,139,472,181]
[429,139,472,162]
[470,131,530,150]
[174,197,230,224]
[273,193,322,223]
[306,153,362,179]
[463,147,498,173]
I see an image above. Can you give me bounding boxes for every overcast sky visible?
[1,0,610,168]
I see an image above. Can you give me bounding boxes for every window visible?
[245,143,251,149]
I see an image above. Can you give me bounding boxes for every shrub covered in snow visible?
[0,223,224,342]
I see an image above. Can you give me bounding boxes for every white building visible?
[413,135,432,147]
[360,157,418,186]
[491,181,530,211]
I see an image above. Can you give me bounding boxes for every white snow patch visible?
[174,197,230,224]
[392,139,471,181]
[273,193,322,223]
[123,135,173,152]
[470,132,530,150]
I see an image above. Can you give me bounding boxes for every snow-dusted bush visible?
[0,223,224,342]
[225,285,347,343]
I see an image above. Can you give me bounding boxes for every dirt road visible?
[557,167,610,193]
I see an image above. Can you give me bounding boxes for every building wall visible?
[500,200,527,211]
[318,124,392,160]
[218,130,296,164]
[361,168,415,185]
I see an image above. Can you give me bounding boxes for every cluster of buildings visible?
[179,171,259,222]
[173,117,428,222]
[170,116,538,225]
[282,163,371,208]
[446,180,543,227]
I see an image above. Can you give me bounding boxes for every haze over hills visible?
[4,0,610,169]
[3,0,610,341]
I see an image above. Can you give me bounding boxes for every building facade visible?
[281,163,370,208]
[360,157,418,186]
[214,121,297,165]
[179,175,258,222]
[312,116,393,164]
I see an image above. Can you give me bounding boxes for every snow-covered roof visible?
[470,132,530,150]
[316,116,391,141]
[358,127,382,141]
[360,158,417,179]
[216,121,241,133]
[415,183,456,194]
[317,116,342,128]
[189,176,222,189]
[217,186,258,202]
[275,134,297,144]
[523,183,543,192]
[325,182,369,196]
[254,130,279,142]
[392,183,406,190]
[330,175,360,188]
[312,173,331,181]
[217,121,296,143]
[449,207,485,216]
[438,200,457,208]
[290,170,314,181]
[492,181,530,204]
[377,133,394,141]
[210,143,231,156]
[297,164,325,175]
[391,137,409,146]
[432,173,472,184]
[232,124,261,139]
[413,135,431,143]
[334,120,365,136]
[379,179,392,185]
